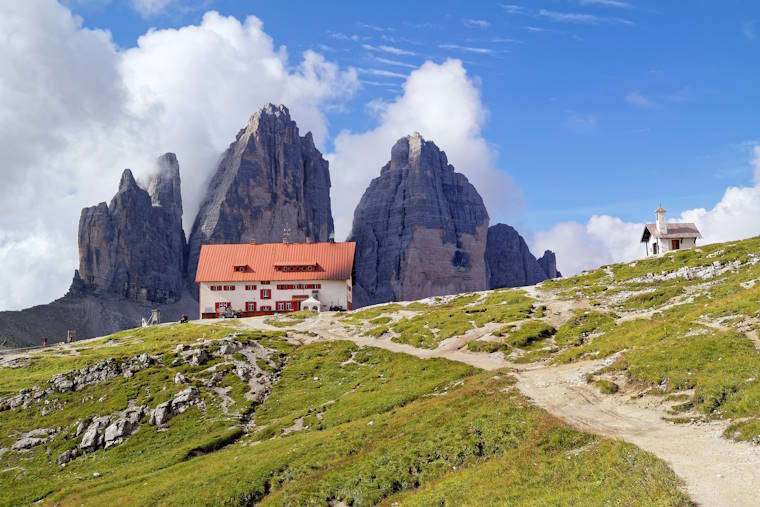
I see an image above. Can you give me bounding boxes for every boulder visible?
[79,417,111,451]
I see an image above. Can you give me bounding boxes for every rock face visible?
[187,104,334,282]
[349,133,490,307]
[537,250,562,279]
[77,153,186,304]
[485,224,561,289]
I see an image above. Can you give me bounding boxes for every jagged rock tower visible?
[186,104,334,283]
[484,224,560,289]
[77,153,186,303]
[349,133,490,307]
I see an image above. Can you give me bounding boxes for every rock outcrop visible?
[485,224,560,289]
[537,250,562,279]
[77,153,186,304]
[187,104,334,282]
[349,133,490,307]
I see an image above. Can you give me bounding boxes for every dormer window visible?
[274,262,319,272]
[234,265,248,272]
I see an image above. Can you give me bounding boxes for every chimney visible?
[328,232,335,244]
[655,204,667,235]
[249,239,256,245]
[305,237,311,244]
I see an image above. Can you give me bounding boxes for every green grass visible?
[504,321,556,349]
[387,290,534,349]
[0,321,690,506]
[555,311,616,347]
[35,369,688,507]
[595,379,620,394]
[467,340,511,353]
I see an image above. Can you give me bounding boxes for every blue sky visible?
[70,0,760,231]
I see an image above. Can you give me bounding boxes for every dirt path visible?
[517,360,760,507]
[232,304,760,507]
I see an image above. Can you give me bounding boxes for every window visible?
[260,280,270,285]
[260,305,271,311]
[316,283,321,289]
[261,288,271,299]
[215,302,230,311]
[307,265,313,272]
[245,284,257,291]
[285,301,293,311]
[246,302,256,312]
[276,301,285,311]
[234,265,247,272]
[229,285,235,291]
[210,285,216,291]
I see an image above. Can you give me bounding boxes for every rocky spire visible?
[186,104,334,284]
[76,154,186,304]
[537,250,562,279]
[485,224,552,289]
[349,133,490,307]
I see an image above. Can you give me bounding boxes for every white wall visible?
[198,279,350,316]
[645,237,697,257]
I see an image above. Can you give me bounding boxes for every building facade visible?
[195,241,356,318]
[640,206,702,257]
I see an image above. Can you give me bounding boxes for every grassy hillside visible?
[7,236,760,505]
[0,322,689,505]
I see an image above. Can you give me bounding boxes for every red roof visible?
[195,241,356,283]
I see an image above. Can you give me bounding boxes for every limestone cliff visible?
[485,224,556,289]
[186,104,334,283]
[349,133,490,307]
[77,153,186,304]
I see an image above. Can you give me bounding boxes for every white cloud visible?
[532,216,644,275]
[358,67,408,79]
[463,19,491,29]
[579,0,632,8]
[438,44,494,54]
[539,9,633,25]
[130,0,175,18]
[373,57,417,69]
[502,5,529,15]
[533,146,760,276]
[328,59,518,240]
[0,2,358,311]
[362,44,417,56]
[625,91,656,109]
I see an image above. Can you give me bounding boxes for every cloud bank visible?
[532,147,760,276]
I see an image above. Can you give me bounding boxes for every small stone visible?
[93,472,101,478]
[174,372,187,385]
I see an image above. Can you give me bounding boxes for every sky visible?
[0,0,758,311]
